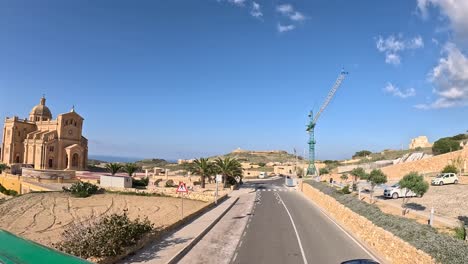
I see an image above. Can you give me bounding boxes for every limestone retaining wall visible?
[22,168,76,180]
[0,173,21,193]
[302,183,435,264]
[381,148,468,180]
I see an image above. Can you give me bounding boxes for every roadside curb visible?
[166,196,240,264]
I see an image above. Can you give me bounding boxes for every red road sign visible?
[176,182,188,193]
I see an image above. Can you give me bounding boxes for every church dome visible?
[29,96,52,121]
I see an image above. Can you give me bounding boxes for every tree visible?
[340,173,349,183]
[319,168,330,175]
[367,169,387,203]
[190,158,214,189]
[432,137,461,155]
[214,157,243,188]
[451,134,468,141]
[0,163,9,174]
[105,163,122,176]
[350,167,367,190]
[399,172,429,215]
[442,164,458,174]
[353,150,372,158]
[258,162,266,167]
[123,163,140,177]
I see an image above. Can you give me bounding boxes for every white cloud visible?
[250,2,263,18]
[277,23,296,33]
[276,4,306,22]
[290,12,306,21]
[228,0,246,6]
[417,43,468,109]
[375,35,424,65]
[277,4,294,14]
[410,36,424,49]
[384,83,416,98]
[385,53,401,65]
[417,0,468,40]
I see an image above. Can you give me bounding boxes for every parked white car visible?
[383,183,417,199]
[431,173,459,186]
[258,172,267,179]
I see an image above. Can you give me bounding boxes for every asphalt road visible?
[232,178,378,264]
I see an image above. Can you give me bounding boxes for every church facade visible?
[1,97,88,171]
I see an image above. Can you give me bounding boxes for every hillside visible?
[208,149,303,164]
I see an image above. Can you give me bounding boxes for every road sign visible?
[216,175,222,183]
[176,182,188,193]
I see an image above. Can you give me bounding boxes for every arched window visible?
[15,155,20,163]
[48,158,53,168]
[72,153,79,167]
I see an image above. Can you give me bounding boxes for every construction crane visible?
[306,69,348,176]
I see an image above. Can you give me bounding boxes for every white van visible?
[258,172,267,179]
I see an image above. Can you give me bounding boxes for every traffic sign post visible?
[176,182,189,219]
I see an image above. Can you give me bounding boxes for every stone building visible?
[1,97,88,170]
[408,136,433,149]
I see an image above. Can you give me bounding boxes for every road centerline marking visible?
[277,193,309,264]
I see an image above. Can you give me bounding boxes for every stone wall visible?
[0,173,21,193]
[22,168,76,180]
[301,183,435,264]
[381,148,468,180]
[104,186,229,203]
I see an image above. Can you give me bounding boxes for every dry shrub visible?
[54,211,154,259]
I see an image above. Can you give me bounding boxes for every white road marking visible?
[232,252,238,262]
[277,193,309,264]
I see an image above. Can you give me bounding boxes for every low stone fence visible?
[22,168,76,180]
[104,186,229,203]
[301,183,435,264]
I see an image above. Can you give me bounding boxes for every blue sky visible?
[1,0,467,160]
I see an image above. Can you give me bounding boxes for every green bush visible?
[319,168,330,175]
[132,177,149,188]
[432,137,461,155]
[165,179,175,187]
[0,184,18,196]
[306,180,468,264]
[63,182,99,198]
[353,150,372,158]
[340,185,351,194]
[442,165,458,174]
[454,224,467,240]
[55,211,154,259]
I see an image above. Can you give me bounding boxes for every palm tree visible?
[190,158,213,188]
[105,163,122,175]
[123,163,140,177]
[0,163,9,174]
[214,157,243,188]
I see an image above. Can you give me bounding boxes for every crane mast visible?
[306,70,348,176]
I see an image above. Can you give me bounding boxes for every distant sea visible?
[89,155,176,163]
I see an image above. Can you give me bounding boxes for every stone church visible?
[1,97,88,170]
